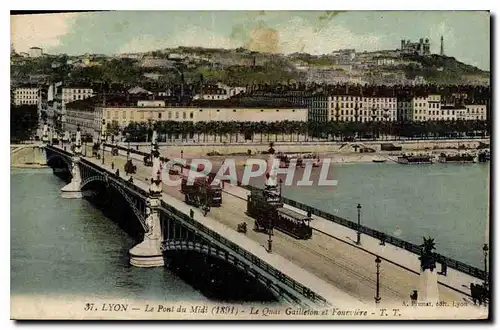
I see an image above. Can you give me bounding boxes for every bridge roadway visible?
[87,145,470,305]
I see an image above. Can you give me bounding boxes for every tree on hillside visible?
[11,105,38,143]
[106,120,121,138]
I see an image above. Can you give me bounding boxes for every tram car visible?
[181,168,222,207]
[246,188,313,240]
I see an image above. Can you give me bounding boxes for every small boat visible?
[478,150,490,163]
[372,159,387,163]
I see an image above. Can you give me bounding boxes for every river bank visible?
[141,138,489,164]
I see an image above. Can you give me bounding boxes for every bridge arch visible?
[80,174,109,190]
[80,174,149,233]
[161,240,294,303]
[46,154,72,172]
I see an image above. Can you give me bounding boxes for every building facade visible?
[55,85,94,131]
[28,47,43,58]
[65,105,96,136]
[309,94,329,122]
[13,86,40,105]
[400,38,431,56]
[464,104,487,121]
[100,104,308,128]
[312,93,398,123]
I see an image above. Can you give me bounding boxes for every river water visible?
[11,162,489,299]
[10,168,206,301]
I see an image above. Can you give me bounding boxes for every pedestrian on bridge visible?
[111,162,114,170]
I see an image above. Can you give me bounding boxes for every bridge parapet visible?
[158,199,331,308]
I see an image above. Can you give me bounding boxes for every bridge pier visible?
[39,123,49,166]
[61,126,83,199]
[130,129,165,268]
[38,144,47,166]
[61,156,83,199]
[418,268,439,303]
[129,197,165,267]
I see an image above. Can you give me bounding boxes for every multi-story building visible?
[309,94,329,123]
[98,100,307,128]
[436,105,466,121]
[410,95,429,122]
[426,94,442,121]
[397,94,432,122]
[313,92,397,123]
[397,93,485,122]
[53,84,93,131]
[464,103,487,121]
[64,94,308,137]
[65,100,96,136]
[12,85,40,106]
[360,95,397,122]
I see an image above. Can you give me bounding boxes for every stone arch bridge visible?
[43,144,334,309]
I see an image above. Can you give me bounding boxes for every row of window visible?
[333,117,396,122]
[202,95,229,100]
[16,95,37,99]
[329,96,396,102]
[468,108,485,114]
[66,94,92,102]
[413,116,472,121]
[63,89,92,94]
[67,112,94,120]
[105,108,300,120]
[331,110,396,116]
[15,90,38,94]
[15,100,38,104]
[106,111,196,120]
[65,119,93,127]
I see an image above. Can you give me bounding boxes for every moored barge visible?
[397,154,434,165]
[438,152,477,163]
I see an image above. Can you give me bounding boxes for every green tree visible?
[11,105,38,142]
[106,120,121,137]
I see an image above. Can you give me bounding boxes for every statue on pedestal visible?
[149,130,163,196]
[419,237,437,272]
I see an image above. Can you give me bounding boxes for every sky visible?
[10,10,490,70]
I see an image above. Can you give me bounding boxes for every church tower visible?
[440,36,444,56]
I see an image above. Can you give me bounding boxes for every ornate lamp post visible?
[375,256,381,304]
[483,244,489,286]
[279,178,283,198]
[267,216,273,253]
[101,141,105,164]
[356,203,362,245]
[126,133,131,161]
[101,119,106,165]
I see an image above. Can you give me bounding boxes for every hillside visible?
[401,54,489,85]
[10,47,490,87]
